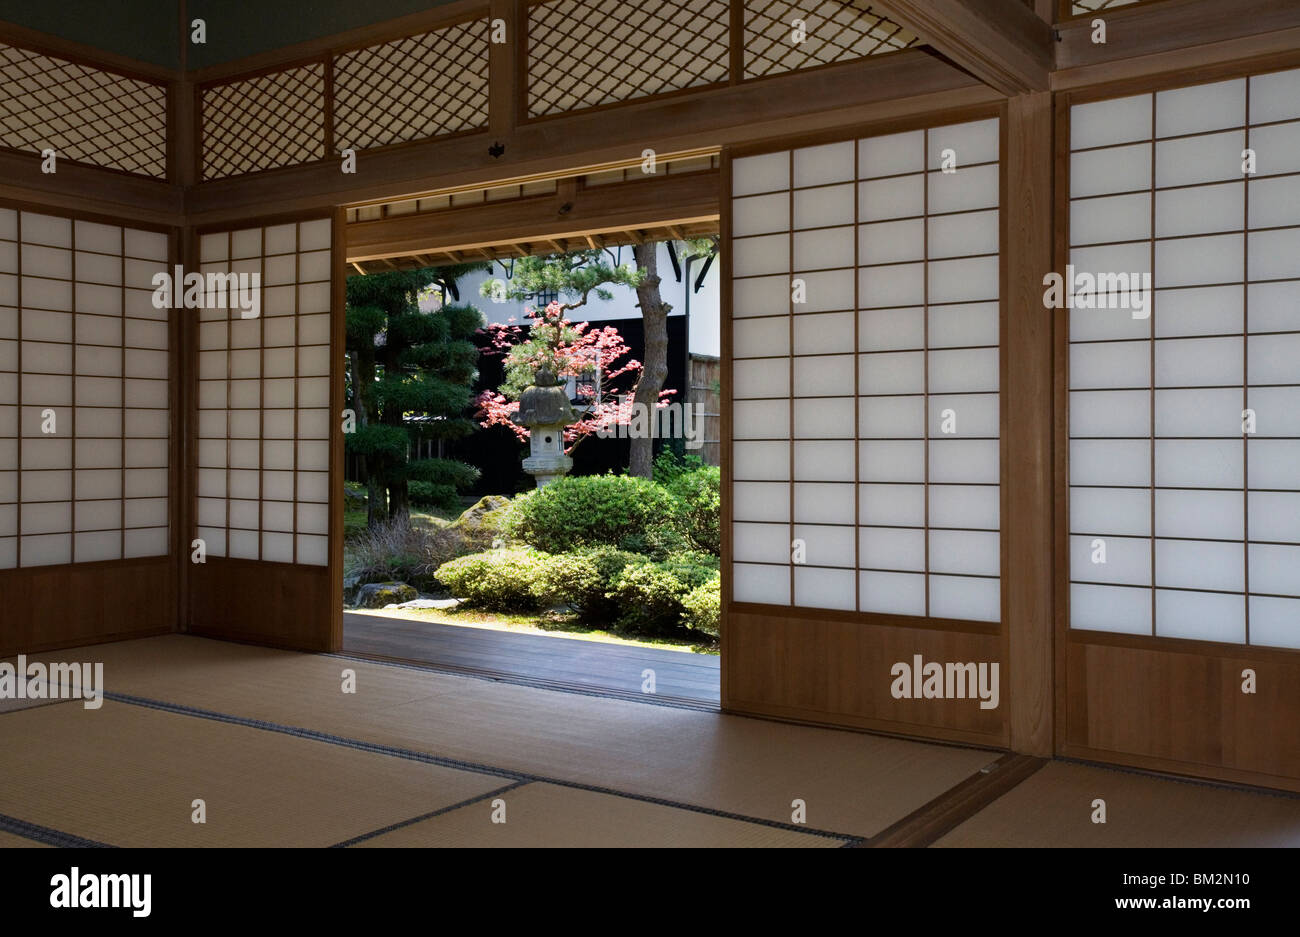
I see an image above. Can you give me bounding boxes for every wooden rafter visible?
[347,168,720,263]
[871,0,1053,95]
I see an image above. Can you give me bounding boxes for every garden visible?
[342,241,721,654]
[344,452,720,650]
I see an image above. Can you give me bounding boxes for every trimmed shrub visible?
[652,450,706,486]
[535,546,641,622]
[606,561,690,636]
[508,474,685,554]
[664,465,721,556]
[681,571,721,639]
[434,548,552,611]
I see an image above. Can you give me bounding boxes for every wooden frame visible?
[183,208,341,653]
[0,0,1296,789]
[0,195,180,658]
[721,101,1013,748]
[193,7,492,184]
[0,23,173,182]
[1052,51,1300,792]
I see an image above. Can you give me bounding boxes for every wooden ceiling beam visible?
[872,0,1053,95]
[1054,0,1300,90]
[346,169,720,261]
[188,50,993,224]
[0,148,183,227]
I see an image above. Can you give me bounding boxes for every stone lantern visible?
[514,367,576,488]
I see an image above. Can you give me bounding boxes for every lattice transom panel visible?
[743,0,918,79]
[334,19,490,152]
[201,62,326,181]
[0,43,167,178]
[527,0,730,118]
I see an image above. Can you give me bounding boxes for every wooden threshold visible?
[864,753,1047,847]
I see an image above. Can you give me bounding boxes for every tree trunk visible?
[629,242,671,479]
[388,475,410,524]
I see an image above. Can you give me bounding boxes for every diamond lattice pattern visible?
[201,62,326,181]
[528,0,730,118]
[0,42,167,178]
[334,19,490,152]
[743,0,918,79]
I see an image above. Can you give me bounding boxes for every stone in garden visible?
[356,582,418,609]
[388,597,461,610]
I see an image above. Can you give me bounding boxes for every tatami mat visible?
[934,761,1300,847]
[0,699,506,847]
[356,782,845,848]
[0,697,70,715]
[32,636,996,839]
[12,638,462,729]
[0,829,47,848]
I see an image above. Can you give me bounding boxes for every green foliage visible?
[482,250,644,312]
[434,548,552,611]
[535,546,642,622]
[346,423,410,461]
[659,550,721,588]
[664,465,721,556]
[601,550,720,636]
[681,571,721,638]
[507,474,685,554]
[408,480,458,511]
[605,561,693,636]
[345,265,487,525]
[649,451,721,555]
[652,450,706,486]
[405,459,481,512]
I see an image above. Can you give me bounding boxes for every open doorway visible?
[337,157,722,707]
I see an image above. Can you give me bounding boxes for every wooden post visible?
[1003,91,1055,756]
[489,0,520,138]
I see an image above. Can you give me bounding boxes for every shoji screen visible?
[195,218,332,568]
[1068,68,1300,650]
[0,206,170,571]
[730,118,1001,622]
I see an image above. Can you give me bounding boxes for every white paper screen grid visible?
[196,218,331,566]
[730,118,1001,620]
[0,209,170,568]
[1067,69,1300,649]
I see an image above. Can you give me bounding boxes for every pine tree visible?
[345,266,485,527]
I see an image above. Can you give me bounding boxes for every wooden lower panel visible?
[188,557,333,652]
[725,608,1007,747]
[1063,636,1300,791]
[0,557,177,657]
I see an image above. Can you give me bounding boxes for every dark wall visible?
[0,0,466,69]
[0,0,179,67]
[189,0,464,68]
[457,316,689,496]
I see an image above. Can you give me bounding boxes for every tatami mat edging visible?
[104,690,862,846]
